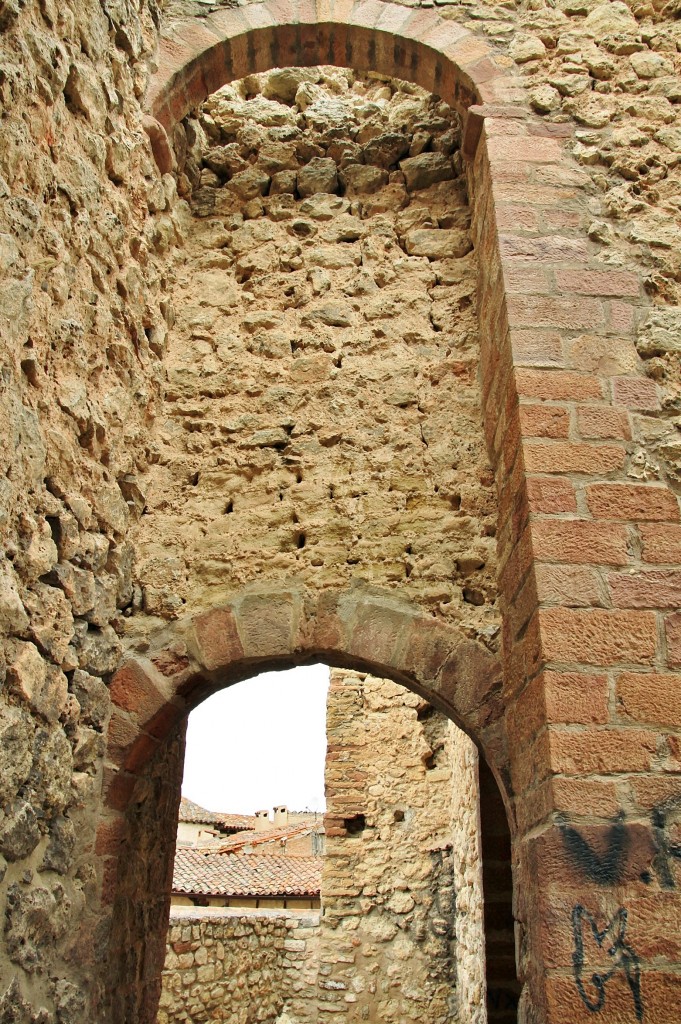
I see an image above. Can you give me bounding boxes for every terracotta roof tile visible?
[172,850,322,898]
[178,797,256,830]
[212,821,319,853]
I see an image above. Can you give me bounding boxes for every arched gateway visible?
[97,3,680,1023]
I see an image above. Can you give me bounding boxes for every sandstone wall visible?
[322,669,484,1024]
[158,906,321,1024]
[0,0,186,1017]
[0,0,679,1016]
[123,66,498,639]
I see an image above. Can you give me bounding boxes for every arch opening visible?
[105,646,516,1024]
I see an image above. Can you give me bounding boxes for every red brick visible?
[526,477,577,515]
[486,135,563,163]
[608,569,681,609]
[577,405,630,440]
[549,726,659,774]
[535,564,606,607]
[542,208,582,230]
[500,234,589,263]
[639,524,681,563]
[538,608,657,665]
[532,520,629,566]
[608,299,635,332]
[95,816,125,857]
[567,334,638,375]
[515,369,603,401]
[102,767,137,813]
[509,329,564,367]
[518,403,569,438]
[613,375,660,410]
[543,669,610,725]
[627,895,681,960]
[503,264,551,295]
[628,773,681,812]
[124,732,159,775]
[666,612,681,667]
[550,777,621,818]
[495,203,539,231]
[523,441,626,475]
[507,294,605,330]
[545,972,681,1024]
[616,672,681,726]
[555,268,639,296]
[586,483,680,522]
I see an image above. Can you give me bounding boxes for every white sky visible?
[181,664,330,815]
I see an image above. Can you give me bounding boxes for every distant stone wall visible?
[322,669,483,1024]
[158,906,321,1024]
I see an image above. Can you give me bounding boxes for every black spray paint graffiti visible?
[560,793,681,890]
[572,905,643,1023]
[561,813,629,886]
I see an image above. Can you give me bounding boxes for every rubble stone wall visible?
[0,0,187,1018]
[125,65,497,639]
[0,0,679,1018]
[158,906,321,1024]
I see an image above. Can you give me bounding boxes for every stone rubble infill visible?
[130,67,500,650]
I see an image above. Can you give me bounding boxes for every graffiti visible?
[572,905,643,1022]
[561,794,681,890]
[561,813,629,886]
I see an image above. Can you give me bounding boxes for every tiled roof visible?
[212,821,319,853]
[173,850,322,897]
[178,797,256,830]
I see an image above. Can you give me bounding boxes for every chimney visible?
[273,805,288,827]
[255,810,270,832]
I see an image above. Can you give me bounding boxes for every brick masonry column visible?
[472,109,681,1023]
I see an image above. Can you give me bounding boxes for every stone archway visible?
[101,583,511,1023]
[108,5,679,1023]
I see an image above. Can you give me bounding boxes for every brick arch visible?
[101,583,513,1024]
[144,0,525,164]
[103,583,506,816]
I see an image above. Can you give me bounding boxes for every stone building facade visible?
[0,0,679,1021]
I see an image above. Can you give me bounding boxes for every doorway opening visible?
[149,664,517,1024]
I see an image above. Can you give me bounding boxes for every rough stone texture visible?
[159,671,487,1024]
[126,68,497,640]
[0,0,679,1018]
[320,670,484,1024]
[158,906,321,1024]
